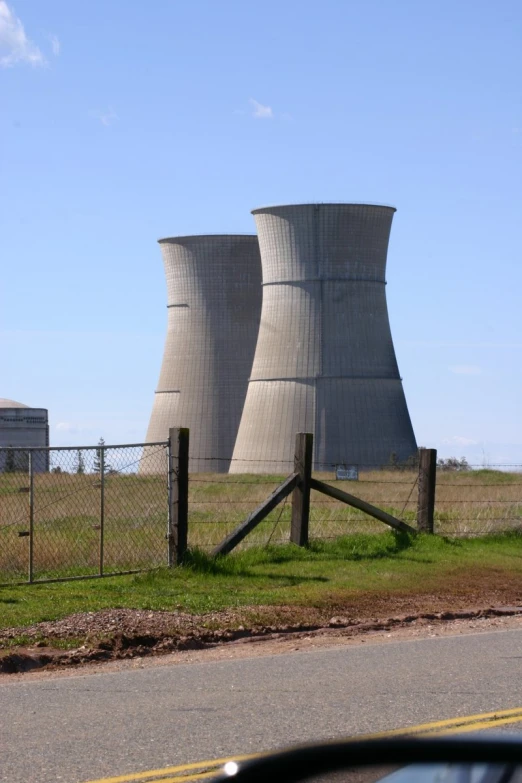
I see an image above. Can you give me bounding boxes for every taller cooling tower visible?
[142,235,262,473]
[230,204,417,473]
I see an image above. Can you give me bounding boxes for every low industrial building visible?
[0,398,49,473]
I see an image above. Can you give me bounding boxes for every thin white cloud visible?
[49,33,60,56]
[0,1,45,67]
[448,365,482,375]
[442,435,479,446]
[56,421,76,432]
[249,98,273,119]
[92,106,118,127]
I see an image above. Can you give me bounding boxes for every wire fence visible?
[433,464,522,536]
[188,471,292,551]
[187,460,420,551]
[187,458,522,550]
[1,442,521,584]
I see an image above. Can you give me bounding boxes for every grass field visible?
[2,532,522,637]
[1,467,521,584]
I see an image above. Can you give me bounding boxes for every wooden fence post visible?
[168,427,189,566]
[291,432,313,546]
[417,448,437,534]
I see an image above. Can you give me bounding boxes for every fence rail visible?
[1,435,521,585]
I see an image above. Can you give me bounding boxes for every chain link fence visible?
[0,442,169,584]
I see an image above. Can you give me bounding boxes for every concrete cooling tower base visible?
[230,378,416,473]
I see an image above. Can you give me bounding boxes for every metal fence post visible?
[417,448,437,533]
[100,446,105,576]
[168,428,189,566]
[28,451,34,583]
[167,437,173,567]
[291,432,313,546]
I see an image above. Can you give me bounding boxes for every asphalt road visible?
[2,629,522,783]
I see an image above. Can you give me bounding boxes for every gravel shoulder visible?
[1,609,522,682]
[2,589,522,677]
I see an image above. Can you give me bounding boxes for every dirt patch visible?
[2,580,522,676]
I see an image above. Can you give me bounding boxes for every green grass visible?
[2,531,522,633]
[0,634,83,651]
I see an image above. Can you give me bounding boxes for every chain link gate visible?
[0,442,170,584]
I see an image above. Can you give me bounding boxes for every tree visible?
[4,447,16,473]
[437,456,470,472]
[76,449,85,475]
[93,438,112,475]
[387,451,418,472]
[3,447,28,473]
[16,450,29,474]
[388,451,399,470]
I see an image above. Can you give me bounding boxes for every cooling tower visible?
[141,235,262,473]
[230,203,417,473]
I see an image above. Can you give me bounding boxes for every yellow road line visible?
[83,706,522,783]
[364,706,522,738]
[82,754,258,783]
[428,714,522,737]
[145,771,235,783]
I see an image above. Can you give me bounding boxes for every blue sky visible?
[1,0,521,466]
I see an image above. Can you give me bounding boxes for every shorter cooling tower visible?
[230,203,417,473]
[141,235,262,473]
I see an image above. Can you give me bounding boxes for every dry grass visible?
[1,467,521,583]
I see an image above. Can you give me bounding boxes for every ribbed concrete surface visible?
[141,235,262,473]
[230,204,417,472]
